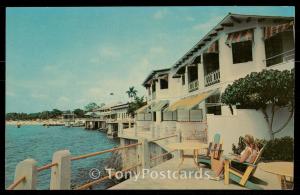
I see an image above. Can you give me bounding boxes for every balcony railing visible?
[106,119,117,123]
[264,49,295,67]
[188,80,199,92]
[204,69,220,87]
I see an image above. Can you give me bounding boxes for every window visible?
[160,77,168,89]
[182,75,185,85]
[206,106,221,115]
[206,93,220,104]
[232,40,253,64]
[162,111,177,121]
[206,93,221,115]
[203,53,219,75]
[152,82,156,92]
[153,112,156,121]
[265,31,294,67]
[188,66,198,83]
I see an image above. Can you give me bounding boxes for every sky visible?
[6,6,294,113]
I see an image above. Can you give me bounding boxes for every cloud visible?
[149,46,166,54]
[192,15,223,31]
[42,64,60,72]
[31,93,48,99]
[57,96,70,103]
[6,91,15,97]
[193,22,214,31]
[99,47,120,58]
[153,9,169,20]
[89,57,101,64]
[186,16,195,21]
[88,46,121,64]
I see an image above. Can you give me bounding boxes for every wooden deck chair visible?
[224,145,266,190]
[197,133,223,167]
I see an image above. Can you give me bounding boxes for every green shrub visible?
[262,136,294,161]
[232,136,293,161]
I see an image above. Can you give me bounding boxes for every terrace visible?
[110,157,282,190]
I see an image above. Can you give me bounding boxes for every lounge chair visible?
[224,145,265,190]
[197,133,223,168]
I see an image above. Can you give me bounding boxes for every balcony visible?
[264,49,295,67]
[204,69,220,87]
[188,80,199,92]
[106,118,117,123]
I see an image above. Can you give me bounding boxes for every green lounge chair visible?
[197,133,223,168]
[224,145,266,190]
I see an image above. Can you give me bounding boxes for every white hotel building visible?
[118,13,294,166]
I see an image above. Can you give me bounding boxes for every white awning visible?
[151,100,169,112]
[166,89,220,111]
[135,104,150,114]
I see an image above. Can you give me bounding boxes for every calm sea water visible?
[5,125,119,189]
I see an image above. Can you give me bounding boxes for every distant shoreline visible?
[6,120,62,126]
[6,118,86,126]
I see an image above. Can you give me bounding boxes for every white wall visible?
[176,121,207,141]
[207,107,294,155]
[136,120,152,131]
[160,121,177,136]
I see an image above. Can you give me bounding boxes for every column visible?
[253,27,266,71]
[218,34,232,83]
[50,150,71,190]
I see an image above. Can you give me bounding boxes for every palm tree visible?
[126,86,137,102]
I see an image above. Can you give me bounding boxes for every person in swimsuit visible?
[210,134,259,180]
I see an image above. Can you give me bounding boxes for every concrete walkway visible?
[109,158,282,190]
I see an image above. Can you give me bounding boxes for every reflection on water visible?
[5,125,119,189]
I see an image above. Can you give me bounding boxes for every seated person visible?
[210,134,259,180]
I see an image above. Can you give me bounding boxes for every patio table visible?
[258,162,294,189]
[168,141,203,171]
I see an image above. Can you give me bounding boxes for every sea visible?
[5,125,120,190]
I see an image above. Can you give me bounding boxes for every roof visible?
[111,102,129,110]
[97,102,123,111]
[172,13,294,69]
[142,68,171,87]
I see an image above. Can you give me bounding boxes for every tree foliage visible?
[127,96,146,117]
[84,102,99,112]
[221,69,294,139]
[6,108,63,120]
[126,86,138,101]
[6,108,87,121]
[73,108,85,118]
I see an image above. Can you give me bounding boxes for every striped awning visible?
[166,89,219,111]
[151,100,169,112]
[174,66,186,75]
[190,55,201,65]
[225,29,254,47]
[159,74,168,80]
[264,21,294,40]
[205,41,218,53]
